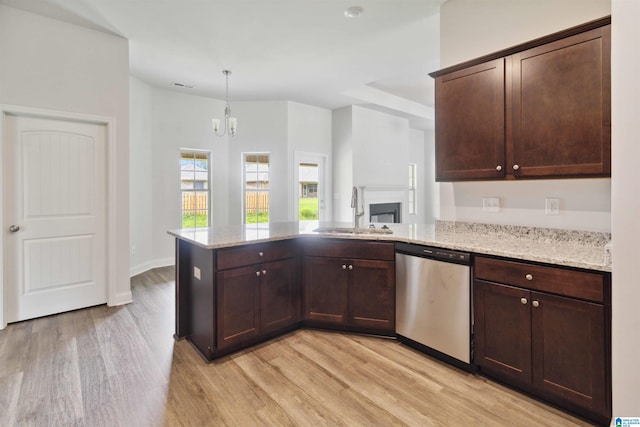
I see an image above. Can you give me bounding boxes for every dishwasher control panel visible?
[395,242,471,265]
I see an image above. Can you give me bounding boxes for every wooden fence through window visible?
[182,192,208,212]
[245,192,269,212]
[182,192,270,212]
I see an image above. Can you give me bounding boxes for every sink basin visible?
[313,226,393,235]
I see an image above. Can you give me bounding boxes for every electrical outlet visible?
[482,197,500,213]
[194,266,201,280]
[545,198,560,215]
[130,245,136,255]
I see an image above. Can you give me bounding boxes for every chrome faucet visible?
[351,186,364,229]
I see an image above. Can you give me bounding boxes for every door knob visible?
[9,225,20,232]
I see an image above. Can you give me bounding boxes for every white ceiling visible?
[0,0,444,129]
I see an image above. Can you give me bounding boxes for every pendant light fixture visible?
[212,70,237,137]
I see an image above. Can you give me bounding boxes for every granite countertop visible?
[168,220,611,272]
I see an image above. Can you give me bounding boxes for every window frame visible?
[408,163,417,215]
[243,152,271,225]
[180,149,211,229]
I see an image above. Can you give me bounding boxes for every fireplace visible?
[369,202,401,223]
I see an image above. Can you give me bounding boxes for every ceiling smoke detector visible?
[172,82,195,89]
[344,6,363,19]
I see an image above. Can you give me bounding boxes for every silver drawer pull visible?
[342,264,347,270]
[262,269,267,275]
[348,265,353,270]
[520,297,528,305]
[525,273,533,281]
[258,251,264,257]
[532,300,540,308]
[256,271,261,277]
[496,165,502,171]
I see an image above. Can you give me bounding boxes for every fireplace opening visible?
[369,202,401,223]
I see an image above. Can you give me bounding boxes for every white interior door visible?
[4,115,107,323]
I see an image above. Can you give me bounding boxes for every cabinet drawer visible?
[217,240,296,270]
[474,256,604,303]
[304,239,395,261]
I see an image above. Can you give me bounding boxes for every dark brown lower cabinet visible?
[303,252,395,334]
[217,258,299,351]
[349,259,395,331]
[473,256,610,425]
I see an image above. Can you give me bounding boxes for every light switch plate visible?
[194,266,201,280]
[483,197,500,213]
[545,198,560,215]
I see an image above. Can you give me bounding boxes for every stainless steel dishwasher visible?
[395,242,472,369]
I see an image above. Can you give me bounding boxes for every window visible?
[408,163,417,215]
[181,151,210,228]
[298,162,319,221]
[244,153,270,224]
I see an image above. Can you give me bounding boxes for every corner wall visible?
[611,0,640,419]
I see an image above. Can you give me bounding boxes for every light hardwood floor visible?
[0,266,596,426]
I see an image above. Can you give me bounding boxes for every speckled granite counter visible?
[168,220,611,272]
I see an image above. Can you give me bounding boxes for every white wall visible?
[409,128,428,225]
[0,6,131,311]
[611,0,640,419]
[228,101,289,224]
[146,87,229,266]
[129,77,154,275]
[332,105,428,224]
[352,107,410,188]
[441,0,612,69]
[288,101,333,221]
[332,107,354,222]
[129,94,333,272]
[439,0,612,233]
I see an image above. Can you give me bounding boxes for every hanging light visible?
[212,70,237,137]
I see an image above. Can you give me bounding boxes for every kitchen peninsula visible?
[169,220,611,424]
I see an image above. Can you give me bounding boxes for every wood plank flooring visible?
[0,266,596,426]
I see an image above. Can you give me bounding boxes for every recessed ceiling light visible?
[344,6,363,19]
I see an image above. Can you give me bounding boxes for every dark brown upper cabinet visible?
[430,17,610,182]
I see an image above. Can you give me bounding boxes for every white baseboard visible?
[108,290,133,306]
[130,257,175,277]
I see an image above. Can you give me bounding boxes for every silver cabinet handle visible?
[258,251,264,257]
[525,273,533,281]
[513,164,520,171]
[532,300,540,308]
[348,265,353,270]
[342,264,347,270]
[9,225,20,232]
[520,297,528,305]
[256,271,261,277]
[496,165,502,171]
[262,269,267,275]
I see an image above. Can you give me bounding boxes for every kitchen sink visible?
[313,226,393,235]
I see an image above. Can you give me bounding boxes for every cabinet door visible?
[261,258,299,334]
[216,265,260,349]
[349,259,395,331]
[434,59,505,181]
[473,280,532,386]
[510,25,610,178]
[303,257,348,324]
[531,292,608,417]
